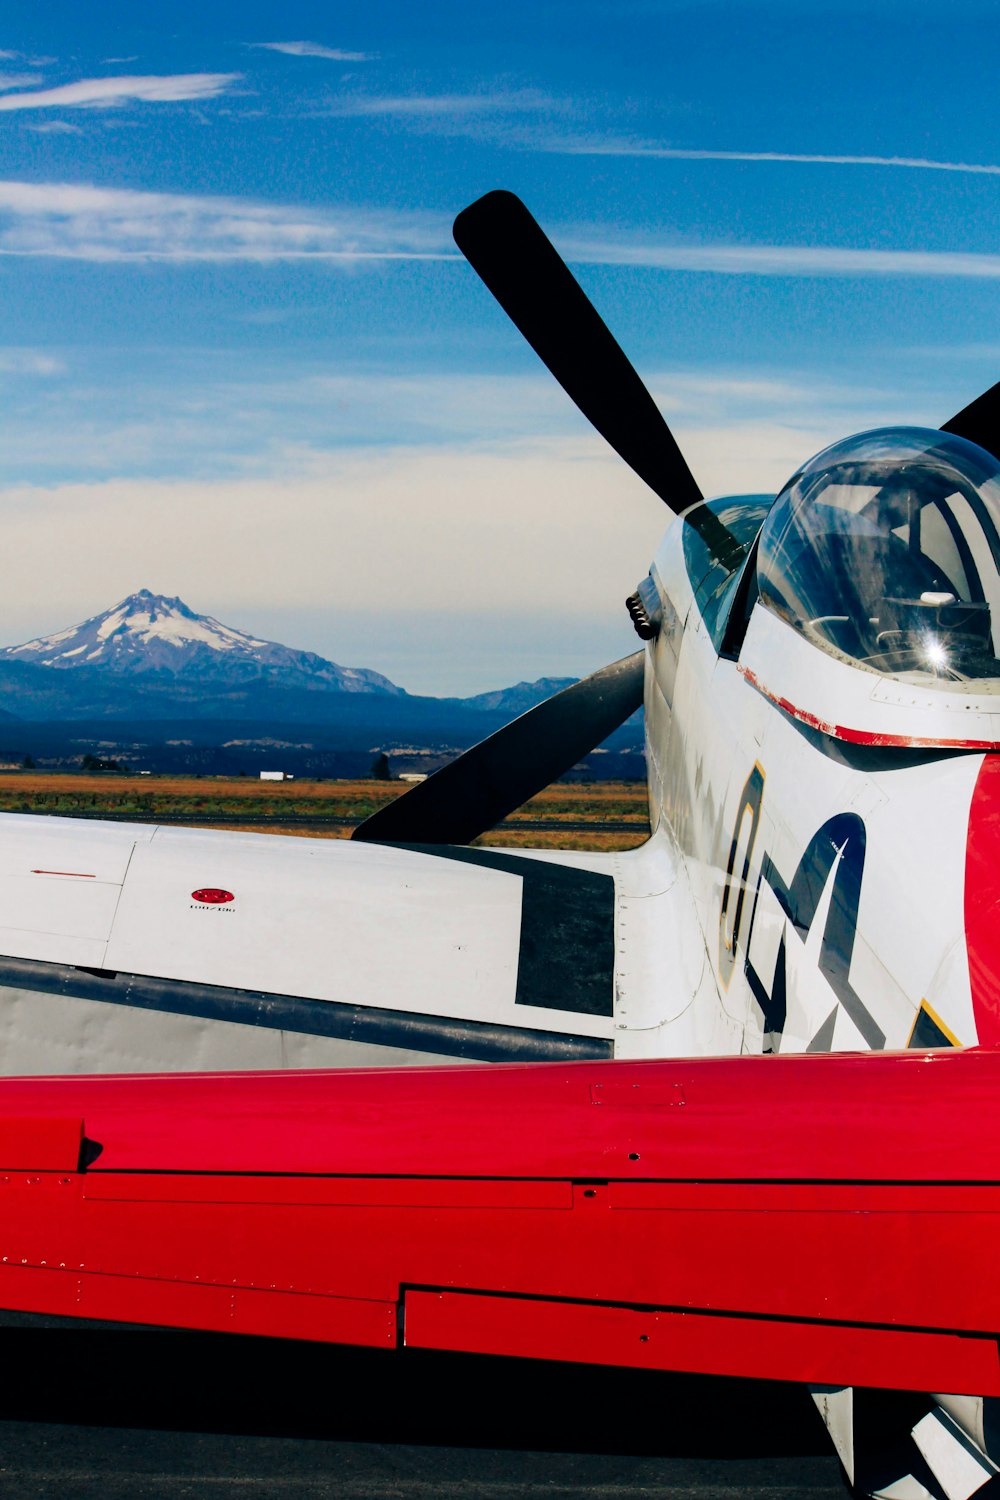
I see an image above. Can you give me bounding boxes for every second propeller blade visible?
[352,651,645,846]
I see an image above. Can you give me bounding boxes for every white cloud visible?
[0,74,239,112]
[0,361,913,689]
[0,409,882,691]
[0,73,41,91]
[534,136,1000,179]
[323,88,552,117]
[252,40,373,62]
[0,382,881,584]
[0,179,452,262]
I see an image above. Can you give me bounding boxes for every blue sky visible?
[0,0,999,692]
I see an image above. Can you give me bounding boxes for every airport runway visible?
[0,1324,847,1498]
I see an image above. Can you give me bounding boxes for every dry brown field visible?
[0,774,650,851]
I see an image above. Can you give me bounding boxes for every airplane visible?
[1,189,1000,1498]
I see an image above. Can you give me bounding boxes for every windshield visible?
[757,427,1000,688]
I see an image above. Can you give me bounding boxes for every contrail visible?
[549,141,1000,178]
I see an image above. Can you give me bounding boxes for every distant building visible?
[398,772,428,783]
[260,771,293,782]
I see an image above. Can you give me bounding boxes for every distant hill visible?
[462,677,576,714]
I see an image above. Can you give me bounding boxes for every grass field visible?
[0,774,650,851]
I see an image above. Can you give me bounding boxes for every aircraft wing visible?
[0,1048,997,1398]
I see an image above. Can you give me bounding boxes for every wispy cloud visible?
[323,88,552,118]
[0,348,65,376]
[563,236,1000,279]
[251,40,373,62]
[0,354,899,491]
[0,51,50,67]
[0,179,452,262]
[0,74,239,113]
[4,176,998,279]
[905,342,1000,362]
[533,134,1000,179]
[23,120,81,135]
[0,73,42,91]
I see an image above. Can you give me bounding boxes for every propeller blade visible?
[942,381,1000,459]
[453,190,702,512]
[352,651,645,846]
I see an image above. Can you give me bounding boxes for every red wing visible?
[0,1049,996,1394]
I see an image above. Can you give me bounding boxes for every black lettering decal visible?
[744,813,883,1051]
[719,764,765,986]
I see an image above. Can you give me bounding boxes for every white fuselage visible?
[647,497,994,1056]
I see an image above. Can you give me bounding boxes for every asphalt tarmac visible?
[0,1325,847,1499]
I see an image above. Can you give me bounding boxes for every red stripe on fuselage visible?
[966,755,1000,1045]
[740,666,1000,750]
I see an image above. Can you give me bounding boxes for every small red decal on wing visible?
[191,888,234,904]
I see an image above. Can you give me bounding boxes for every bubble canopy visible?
[756,427,1000,689]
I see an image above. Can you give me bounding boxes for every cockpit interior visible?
[756,428,1000,686]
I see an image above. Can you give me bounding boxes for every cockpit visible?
[756,428,1000,688]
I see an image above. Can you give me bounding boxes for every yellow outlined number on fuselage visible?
[719,762,765,990]
[907,999,959,1049]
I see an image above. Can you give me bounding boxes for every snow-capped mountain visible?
[0,590,404,696]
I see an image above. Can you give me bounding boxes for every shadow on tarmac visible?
[0,1324,830,1458]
